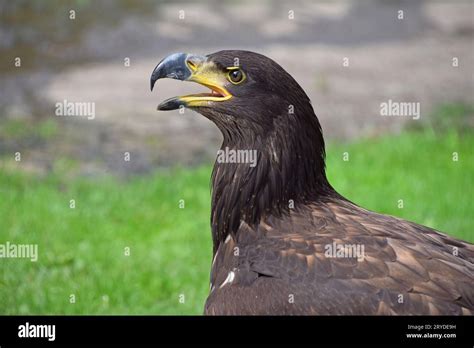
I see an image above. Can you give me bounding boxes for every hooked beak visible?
[150,53,232,110]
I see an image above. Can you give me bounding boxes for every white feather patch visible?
[219,271,235,289]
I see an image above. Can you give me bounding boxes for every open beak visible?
[150,53,232,110]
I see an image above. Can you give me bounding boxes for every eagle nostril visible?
[186,59,197,72]
[186,54,206,72]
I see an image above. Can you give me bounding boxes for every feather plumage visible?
[200,51,474,315]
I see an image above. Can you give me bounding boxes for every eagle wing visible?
[205,199,474,315]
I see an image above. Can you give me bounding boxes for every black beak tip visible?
[157,98,185,111]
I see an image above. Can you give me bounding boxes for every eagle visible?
[150,50,474,315]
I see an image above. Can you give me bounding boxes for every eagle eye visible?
[227,68,245,84]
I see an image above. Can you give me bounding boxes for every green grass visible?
[0,128,473,314]
[0,167,213,315]
[0,118,59,142]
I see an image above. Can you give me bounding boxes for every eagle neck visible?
[210,111,332,254]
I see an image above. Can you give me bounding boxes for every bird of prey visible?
[150,50,474,315]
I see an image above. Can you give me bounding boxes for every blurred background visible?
[0,0,473,314]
